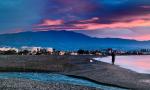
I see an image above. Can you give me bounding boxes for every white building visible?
[21,46,41,54]
[95,52,102,56]
[46,48,53,54]
[21,46,31,51]
[70,52,78,55]
[0,47,18,53]
[31,47,41,53]
[59,51,65,55]
[20,46,54,54]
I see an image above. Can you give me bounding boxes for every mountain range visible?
[0,30,149,50]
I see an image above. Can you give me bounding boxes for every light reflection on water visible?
[94,55,150,74]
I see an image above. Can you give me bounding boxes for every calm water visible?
[94,55,150,74]
[0,72,127,90]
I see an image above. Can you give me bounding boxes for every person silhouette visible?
[111,51,116,65]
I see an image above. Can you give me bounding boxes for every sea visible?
[94,55,150,74]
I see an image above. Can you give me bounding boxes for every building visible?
[46,48,53,54]
[70,52,78,55]
[0,47,18,55]
[20,46,41,55]
[0,47,18,52]
[59,51,65,55]
[95,52,102,56]
[31,47,41,54]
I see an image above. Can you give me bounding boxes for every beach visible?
[0,55,149,90]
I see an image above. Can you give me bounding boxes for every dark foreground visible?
[0,55,149,90]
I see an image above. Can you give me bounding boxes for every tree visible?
[77,49,85,54]
[18,50,30,55]
[4,50,17,55]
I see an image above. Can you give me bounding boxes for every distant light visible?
[90,60,93,63]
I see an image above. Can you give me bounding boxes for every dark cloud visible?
[41,0,150,24]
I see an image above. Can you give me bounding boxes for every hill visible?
[0,30,149,50]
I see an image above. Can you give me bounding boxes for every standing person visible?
[111,51,116,65]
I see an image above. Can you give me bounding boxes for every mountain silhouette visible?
[0,30,149,50]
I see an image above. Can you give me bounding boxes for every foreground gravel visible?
[0,78,100,90]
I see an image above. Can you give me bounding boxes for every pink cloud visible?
[37,19,64,26]
[78,17,99,23]
[74,19,150,30]
[34,17,150,31]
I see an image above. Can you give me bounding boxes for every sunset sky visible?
[0,0,150,41]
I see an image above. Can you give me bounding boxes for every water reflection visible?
[94,55,150,74]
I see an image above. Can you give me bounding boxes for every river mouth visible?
[0,72,127,90]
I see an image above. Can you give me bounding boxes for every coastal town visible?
[0,46,150,56]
